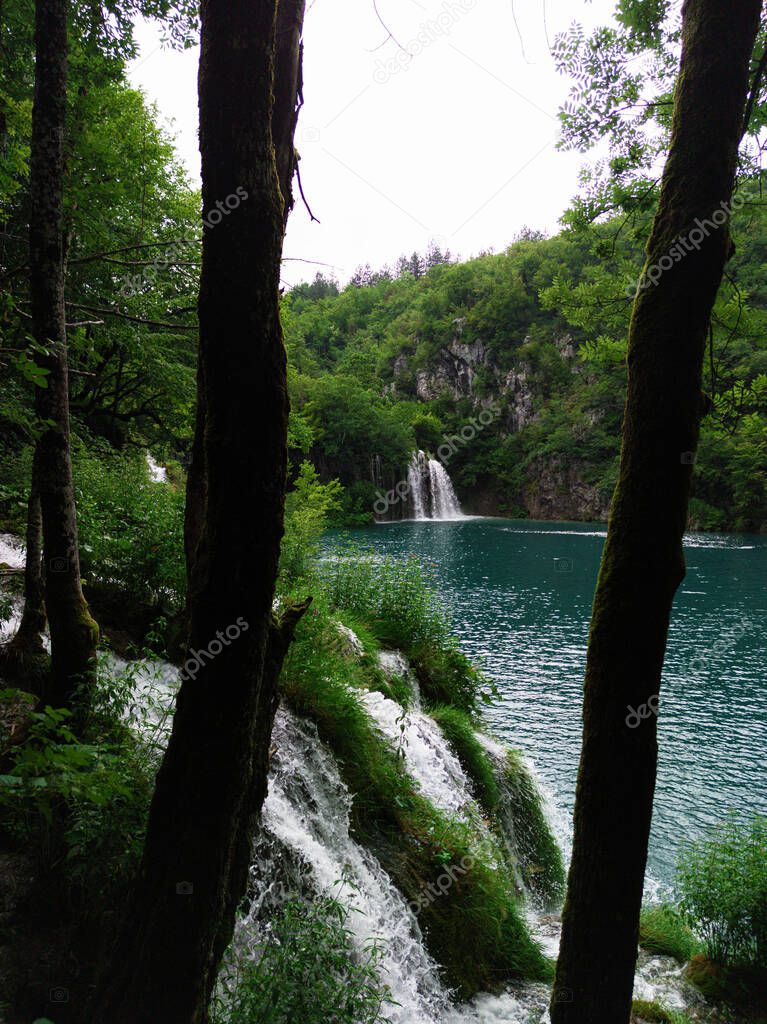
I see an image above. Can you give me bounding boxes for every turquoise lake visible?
[324,518,767,888]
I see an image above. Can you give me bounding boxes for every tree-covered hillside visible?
[1,27,765,537]
[284,205,767,531]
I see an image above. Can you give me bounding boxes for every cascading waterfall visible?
[237,707,452,1024]
[1,558,698,1024]
[407,450,463,521]
[232,651,697,1024]
[0,533,25,641]
[235,694,548,1024]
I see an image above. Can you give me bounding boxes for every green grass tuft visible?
[639,904,701,963]
[631,998,693,1024]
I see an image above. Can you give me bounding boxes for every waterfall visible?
[239,707,452,1024]
[407,450,463,521]
[146,452,167,483]
[429,459,462,520]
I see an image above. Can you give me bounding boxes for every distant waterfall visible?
[406,450,463,521]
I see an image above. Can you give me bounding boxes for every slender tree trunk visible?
[91,3,306,1021]
[274,0,306,226]
[550,4,761,1022]
[28,0,98,708]
[182,0,305,587]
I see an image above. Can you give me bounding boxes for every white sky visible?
[128,0,617,286]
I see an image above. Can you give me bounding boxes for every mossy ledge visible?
[279,601,553,998]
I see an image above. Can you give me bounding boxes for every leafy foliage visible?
[677,815,767,969]
[74,446,186,607]
[213,895,389,1024]
[279,462,343,586]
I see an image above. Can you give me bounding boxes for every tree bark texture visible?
[550,4,762,1023]
[29,0,98,708]
[91,2,306,1021]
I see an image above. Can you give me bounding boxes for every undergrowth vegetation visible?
[322,551,494,716]
[0,655,172,941]
[75,447,186,608]
[631,999,693,1024]
[677,815,767,972]
[212,895,389,1024]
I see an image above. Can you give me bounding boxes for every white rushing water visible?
[240,707,452,1024]
[0,559,706,1024]
[0,533,25,642]
[146,452,168,483]
[407,450,464,521]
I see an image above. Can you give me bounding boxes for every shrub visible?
[0,658,170,899]
[639,904,701,963]
[323,550,450,651]
[212,895,389,1024]
[677,815,767,969]
[74,448,185,607]
[279,462,343,586]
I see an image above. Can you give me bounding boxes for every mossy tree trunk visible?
[91,3,306,1022]
[183,0,305,583]
[28,0,98,707]
[550,3,762,1023]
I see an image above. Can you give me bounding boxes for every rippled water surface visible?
[324,518,767,885]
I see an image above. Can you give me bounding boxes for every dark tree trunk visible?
[91,3,306,1022]
[183,0,304,579]
[28,0,98,708]
[274,0,306,226]
[550,3,761,1023]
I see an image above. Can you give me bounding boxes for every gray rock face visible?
[414,338,490,402]
[523,458,611,522]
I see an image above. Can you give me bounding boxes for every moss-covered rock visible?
[494,748,566,909]
[280,605,552,998]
